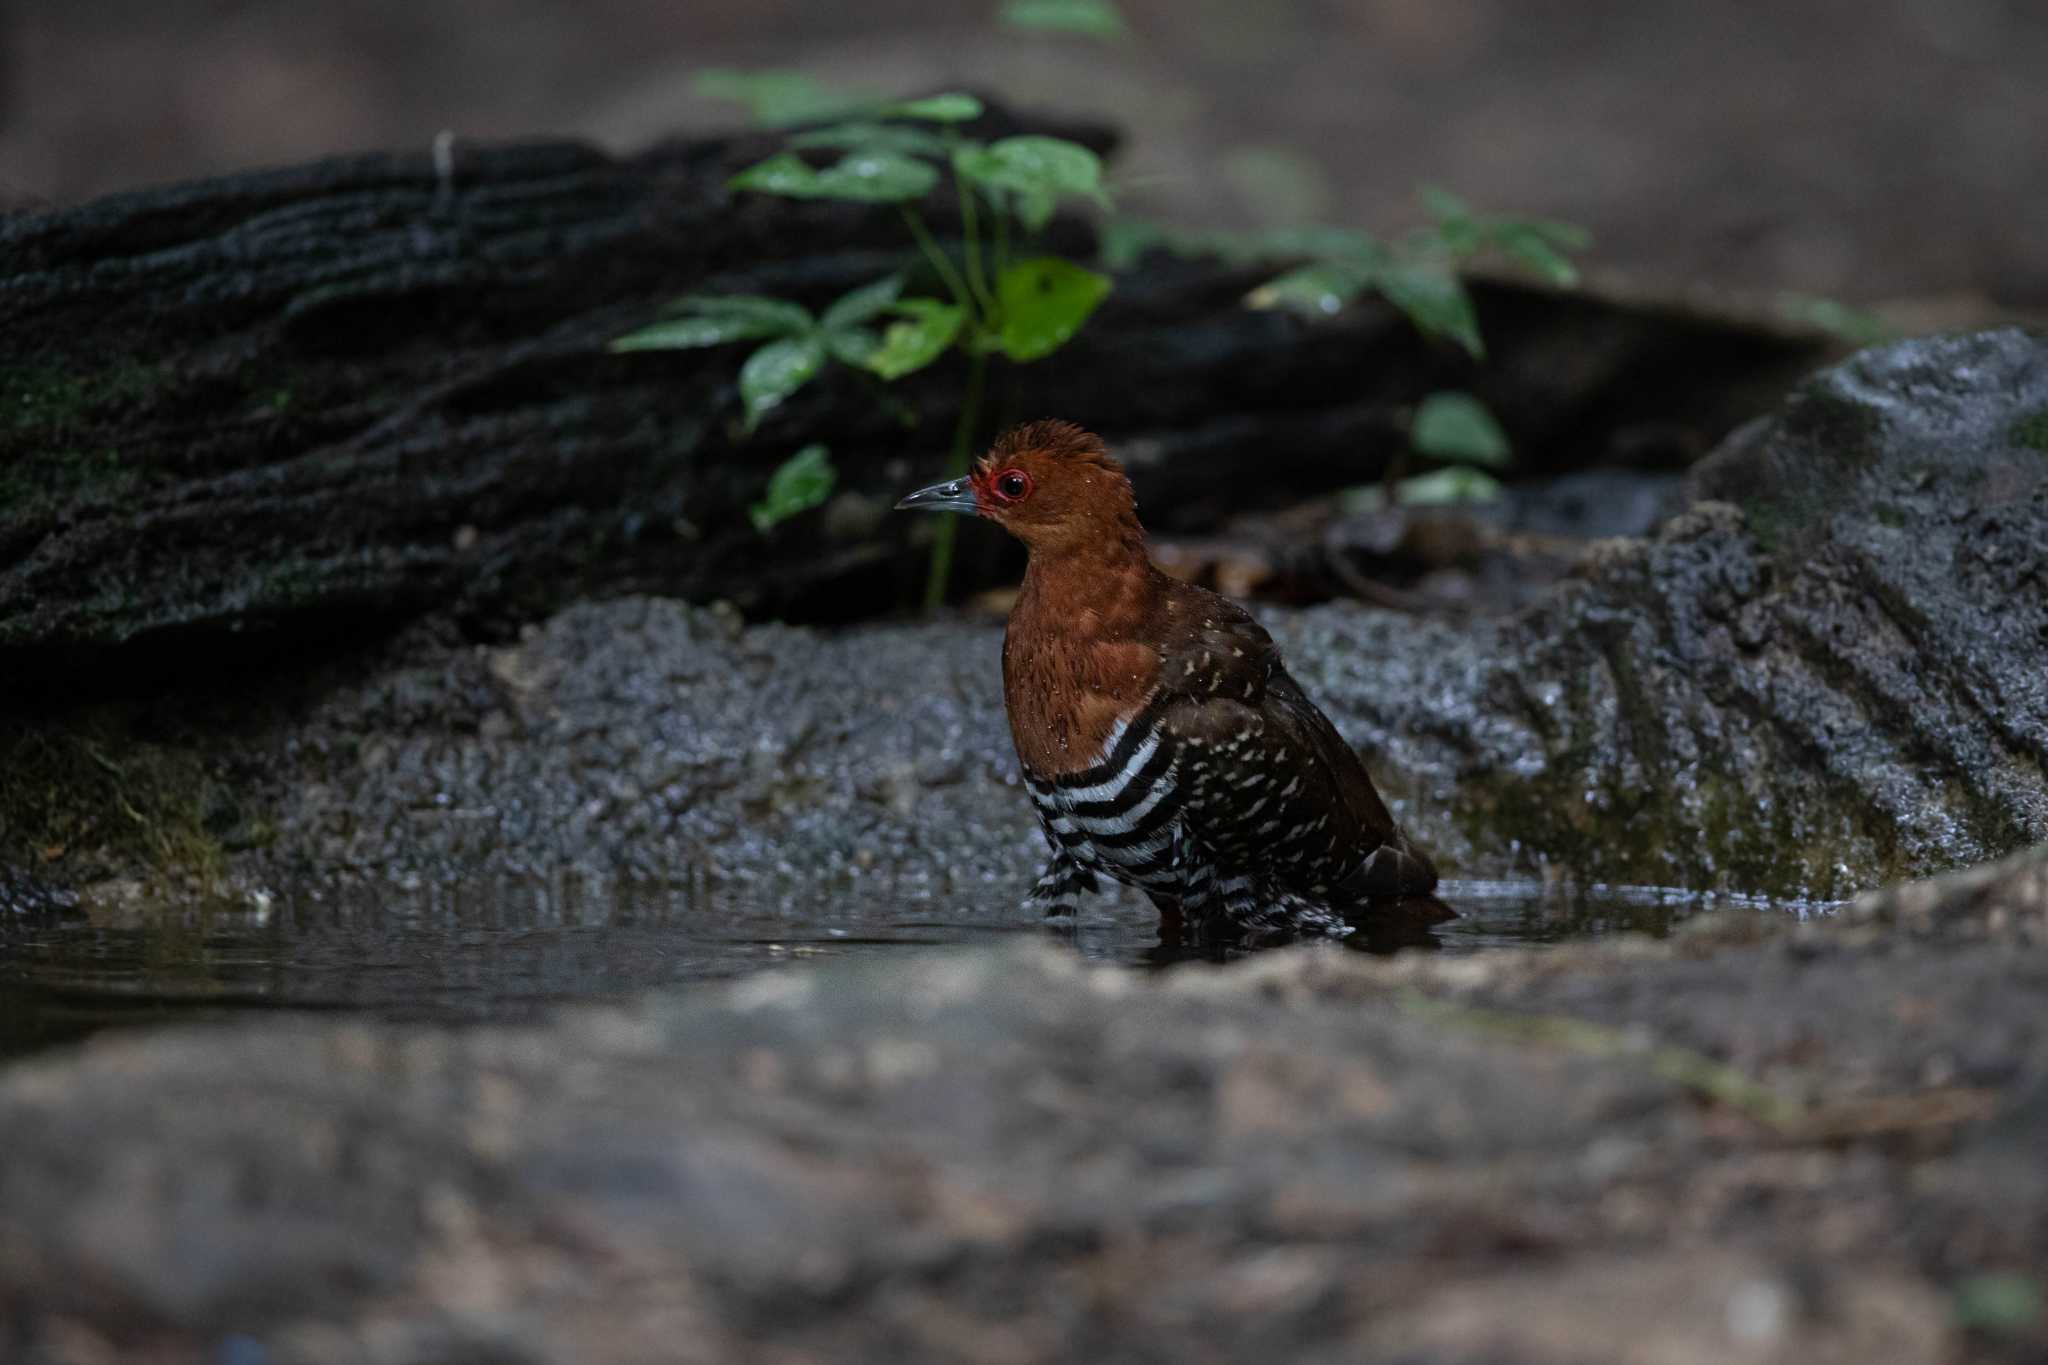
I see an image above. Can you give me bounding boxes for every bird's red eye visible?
[991,468,1034,503]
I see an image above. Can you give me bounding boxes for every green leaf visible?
[692,69,857,127]
[994,256,1111,361]
[729,150,939,203]
[1376,263,1485,358]
[739,335,826,430]
[1412,391,1512,467]
[1493,226,1581,286]
[1010,188,1056,233]
[1401,466,1503,506]
[788,121,949,159]
[611,317,771,352]
[878,92,985,123]
[728,152,829,196]
[1244,261,1373,315]
[611,294,812,352]
[864,298,967,379]
[1511,217,1593,251]
[750,444,837,532]
[1775,292,1894,346]
[1098,218,1172,270]
[824,328,882,368]
[821,275,904,331]
[1343,467,1504,512]
[954,137,1110,216]
[1000,0,1129,39]
[1104,219,1386,272]
[665,293,815,330]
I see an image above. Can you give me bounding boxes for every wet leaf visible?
[864,298,967,379]
[750,444,836,532]
[611,317,770,352]
[821,275,905,331]
[739,335,826,430]
[1412,391,1512,467]
[954,137,1110,224]
[728,152,827,197]
[611,295,812,352]
[1244,261,1372,316]
[729,150,938,203]
[994,257,1111,361]
[1000,0,1129,39]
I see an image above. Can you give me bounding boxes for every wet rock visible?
[1285,328,2048,896]
[0,868,77,918]
[4,925,2035,1364]
[235,331,2048,903]
[256,597,1036,893]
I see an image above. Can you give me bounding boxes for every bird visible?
[896,419,1442,940]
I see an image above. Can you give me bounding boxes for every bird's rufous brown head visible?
[894,419,1140,557]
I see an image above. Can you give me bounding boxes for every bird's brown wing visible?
[1152,594,1436,899]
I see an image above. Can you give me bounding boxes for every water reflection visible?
[0,875,1815,1062]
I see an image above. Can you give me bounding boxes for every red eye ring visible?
[990,467,1034,503]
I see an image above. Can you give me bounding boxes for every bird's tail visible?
[1347,830,1439,898]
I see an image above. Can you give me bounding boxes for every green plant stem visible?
[956,175,998,319]
[923,349,990,610]
[899,207,976,316]
[992,193,1012,275]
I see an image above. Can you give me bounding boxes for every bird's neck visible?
[1004,528,1167,776]
[1015,526,1161,640]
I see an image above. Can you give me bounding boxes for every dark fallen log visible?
[0,115,1834,690]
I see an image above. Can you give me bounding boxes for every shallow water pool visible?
[0,876,1817,1062]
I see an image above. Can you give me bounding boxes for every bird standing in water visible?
[897,420,1440,939]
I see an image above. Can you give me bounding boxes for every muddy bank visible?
[214,330,2048,902]
[4,847,2044,1364]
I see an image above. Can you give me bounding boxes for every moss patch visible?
[0,362,164,514]
[1780,381,1886,461]
[0,711,228,885]
[1,362,162,438]
[2011,405,2048,455]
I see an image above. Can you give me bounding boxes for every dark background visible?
[3,0,2044,312]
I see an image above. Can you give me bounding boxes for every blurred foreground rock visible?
[5,856,2047,1365]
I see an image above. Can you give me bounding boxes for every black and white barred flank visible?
[1020,603,1435,938]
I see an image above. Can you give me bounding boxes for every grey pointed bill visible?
[894,477,980,515]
